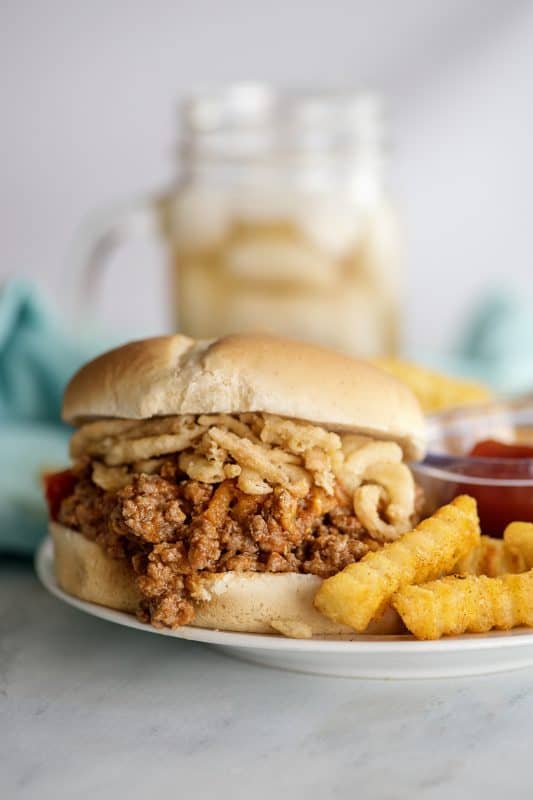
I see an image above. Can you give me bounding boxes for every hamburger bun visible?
[51,522,404,637]
[62,332,426,460]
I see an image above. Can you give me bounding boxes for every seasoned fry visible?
[314,495,480,632]
[503,522,533,568]
[393,571,533,639]
[372,358,491,413]
[455,535,526,577]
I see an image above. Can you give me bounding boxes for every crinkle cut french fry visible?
[371,358,491,413]
[393,571,533,640]
[504,522,533,569]
[455,535,526,577]
[314,495,480,632]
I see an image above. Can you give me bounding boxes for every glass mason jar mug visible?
[80,84,403,357]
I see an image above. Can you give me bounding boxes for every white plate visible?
[36,537,533,679]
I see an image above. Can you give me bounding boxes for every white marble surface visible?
[2,560,532,800]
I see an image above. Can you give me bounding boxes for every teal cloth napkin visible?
[0,422,71,555]
[414,291,533,395]
[0,280,117,555]
[0,280,111,423]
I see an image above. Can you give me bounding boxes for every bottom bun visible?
[50,522,403,636]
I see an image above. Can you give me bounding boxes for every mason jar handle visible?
[71,193,171,313]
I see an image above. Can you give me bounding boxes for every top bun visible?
[63,333,426,460]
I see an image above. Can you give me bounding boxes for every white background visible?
[2,0,533,351]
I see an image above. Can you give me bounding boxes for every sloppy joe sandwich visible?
[45,333,427,636]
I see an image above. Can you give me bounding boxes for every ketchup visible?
[458,439,533,537]
[469,439,533,460]
[44,469,76,521]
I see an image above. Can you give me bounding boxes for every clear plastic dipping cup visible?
[412,398,533,537]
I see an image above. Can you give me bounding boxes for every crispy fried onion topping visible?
[71,414,415,541]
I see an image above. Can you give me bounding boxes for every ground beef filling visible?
[57,459,421,628]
